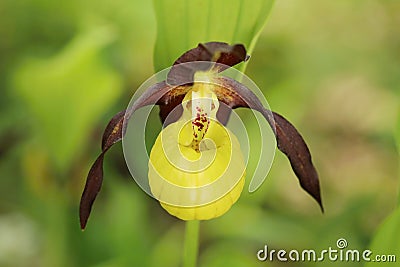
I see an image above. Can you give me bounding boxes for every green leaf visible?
[396,108,400,206]
[149,225,184,267]
[13,26,123,172]
[364,207,400,267]
[153,0,275,72]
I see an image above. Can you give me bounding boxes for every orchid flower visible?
[79,42,323,229]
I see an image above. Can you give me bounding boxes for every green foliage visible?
[396,109,400,153]
[364,207,400,267]
[13,27,122,171]
[153,0,274,71]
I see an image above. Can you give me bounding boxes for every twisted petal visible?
[214,77,323,211]
[272,112,323,211]
[80,81,173,229]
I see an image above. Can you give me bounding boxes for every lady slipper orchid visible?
[79,42,323,229]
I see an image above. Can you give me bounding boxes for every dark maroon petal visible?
[213,77,261,109]
[100,81,175,150]
[214,77,323,210]
[159,95,185,126]
[213,77,274,129]
[272,112,323,211]
[80,81,174,230]
[129,81,173,118]
[101,110,125,151]
[79,153,104,229]
[156,85,191,125]
[167,42,249,85]
[173,42,248,67]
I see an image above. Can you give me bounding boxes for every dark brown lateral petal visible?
[80,81,174,230]
[213,77,274,129]
[159,95,185,126]
[79,153,105,229]
[101,110,125,151]
[157,85,191,125]
[214,77,323,210]
[272,112,323,211]
[167,42,248,85]
[100,81,174,151]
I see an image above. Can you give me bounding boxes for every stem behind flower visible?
[183,220,200,267]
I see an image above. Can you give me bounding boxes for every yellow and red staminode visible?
[79,42,323,229]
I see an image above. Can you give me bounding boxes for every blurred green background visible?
[0,0,399,267]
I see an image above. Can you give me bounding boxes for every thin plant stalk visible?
[183,220,200,267]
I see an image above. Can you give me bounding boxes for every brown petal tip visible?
[79,153,105,230]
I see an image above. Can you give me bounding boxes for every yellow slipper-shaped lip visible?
[148,82,246,220]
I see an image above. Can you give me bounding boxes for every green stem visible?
[183,220,200,267]
[44,193,68,267]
